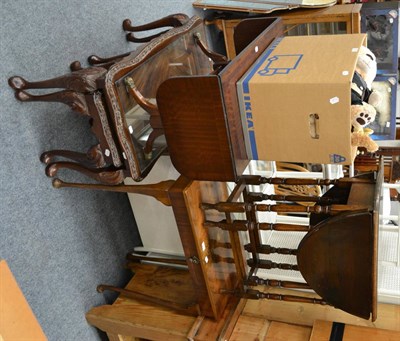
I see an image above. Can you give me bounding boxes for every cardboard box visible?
[237,34,367,165]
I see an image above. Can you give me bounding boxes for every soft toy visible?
[353,45,382,108]
[350,103,379,153]
[349,46,381,153]
[351,128,379,153]
[351,102,377,131]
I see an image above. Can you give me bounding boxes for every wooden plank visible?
[229,315,270,340]
[123,264,197,308]
[265,321,311,341]
[86,300,195,341]
[242,287,400,331]
[87,271,198,341]
[309,321,333,341]
[343,323,400,340]
[106,334,140,341]
[194,298,243,341]
[0,260,47,341]
[87,285,242,341]
[218,298,247,341]
[310,320,400,341]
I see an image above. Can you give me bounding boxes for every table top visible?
[169,176,240,319]
[298,158,384,321]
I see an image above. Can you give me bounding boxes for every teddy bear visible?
[349,46,381,153]
[351,102,379,153]
[351,128,379,153]
[353,45,382,108]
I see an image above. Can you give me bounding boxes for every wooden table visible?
[8,14,216,184]
[86,160,384,340]
[298,161,384,320]
[208,4,362,59]
[86,178,245,340]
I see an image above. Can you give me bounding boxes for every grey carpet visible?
[1,1,199,340]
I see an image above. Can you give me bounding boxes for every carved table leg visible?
[14,90,89,116]
[123,13,189,43]
[52,178,175,206]
[87,52,130,66]
[46,162,124,185]
[8,67,106,93]
[40,145,106,168]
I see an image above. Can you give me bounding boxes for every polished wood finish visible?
[245,276,310,289]
[40,144,106,167]
[205,219,312,232]
[8,67,107,92]
[202,201,369,215]
[158,77,235,181]
[82,176,241,319]
[241,289,327,305]
[193,33,229,70]
[47,162,124,185]
[298,211,374,319]
[169,177,238,319]
[304,163,382,321]
[123,13,189,42]
[233,17,281,57]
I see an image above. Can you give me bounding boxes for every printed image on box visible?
[257,54,303,76]
[237,34,367,165]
